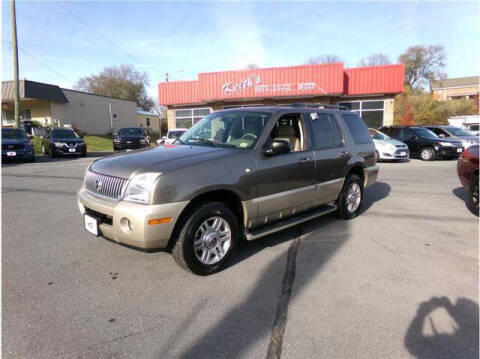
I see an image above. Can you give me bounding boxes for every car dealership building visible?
[158,63,405,130]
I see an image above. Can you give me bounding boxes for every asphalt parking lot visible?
[2,156,478,359]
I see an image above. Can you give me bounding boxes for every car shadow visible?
[452,187,478,216]
[404,296,479,359]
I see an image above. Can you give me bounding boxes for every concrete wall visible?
[50,90,137,135]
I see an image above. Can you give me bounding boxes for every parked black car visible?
[2,127,35,162]
[380,125,463,161]
[113,127,150,151]
[41,128,87,157]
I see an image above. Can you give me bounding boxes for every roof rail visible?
[288,102,350,110]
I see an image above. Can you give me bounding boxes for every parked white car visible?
[369,128,409,161]
[156,129,187,146]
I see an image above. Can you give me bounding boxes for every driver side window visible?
[267,113,306,152]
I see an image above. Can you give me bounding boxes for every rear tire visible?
[468,175,479,216]
[337,174,363,219]
[420,147,435,161]
[172,202,239,275]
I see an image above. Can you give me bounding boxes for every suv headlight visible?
[123,172,161,204]
[438,141,452,147]
[54,142,65,147]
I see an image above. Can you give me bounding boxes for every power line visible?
[54,1,150,68]
[2,40,75,84]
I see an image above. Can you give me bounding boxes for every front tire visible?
[337,174,363,219]
[420,147,435,161]
[172,202,239,275]
[468,175,479,216]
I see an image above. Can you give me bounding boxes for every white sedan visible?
[369,128,409,161]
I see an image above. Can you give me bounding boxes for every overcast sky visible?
[2,1,479,99]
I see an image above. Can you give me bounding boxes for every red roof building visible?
[159,63,404,129]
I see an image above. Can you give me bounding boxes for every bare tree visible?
[75,64,155,110]
[306,54,343,65]
[152,99,167,136]
[245,63,260,70]
[398,45,447,89]
[357,53,391,67]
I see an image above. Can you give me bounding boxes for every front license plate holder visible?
[457,148,463,153]
[7,151,16,156]
[84,214,99,236]
[69,148,76,153]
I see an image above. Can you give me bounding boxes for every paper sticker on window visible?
[310,113,318,120]
[239,142,248,148]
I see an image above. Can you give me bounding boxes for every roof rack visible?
[288,102,350,110]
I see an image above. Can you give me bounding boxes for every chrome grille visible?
[84,171,128,201]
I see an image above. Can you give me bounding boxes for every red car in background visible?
[457,145,479,215]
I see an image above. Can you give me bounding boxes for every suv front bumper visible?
[77,188,188,249]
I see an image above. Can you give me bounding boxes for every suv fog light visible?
[120,217,132,232]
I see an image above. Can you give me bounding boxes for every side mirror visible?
[263,140,291,156]
[409,134,416,140]
[439,133,445,138]
[79,135,84,139]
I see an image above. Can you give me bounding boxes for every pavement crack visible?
[266,228,302,359]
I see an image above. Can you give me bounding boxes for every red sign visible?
[159,63,404,106]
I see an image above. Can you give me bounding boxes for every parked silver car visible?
[369,128,409,161]
[425,125,479,149]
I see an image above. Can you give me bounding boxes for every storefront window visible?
[338,100,385,128]
[175,108,211,128]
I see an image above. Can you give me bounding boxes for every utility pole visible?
[10,0,20,129]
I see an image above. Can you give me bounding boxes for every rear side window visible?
[308,113,341,150]
[341,113,372,144]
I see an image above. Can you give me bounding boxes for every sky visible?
[1,1,479,99]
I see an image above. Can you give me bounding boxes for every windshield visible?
[445,127,474,137]
[369,129,390,140]
[412,127,438,139]
[168,130,185,139]
[118,128,144,136]
[179,111,271,149]
[51,129,78,139]
[2,129,27,140]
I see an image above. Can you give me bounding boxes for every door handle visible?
[340,151,350,158]
[299,157,313,164]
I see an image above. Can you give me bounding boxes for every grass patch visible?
[84,135,114,152]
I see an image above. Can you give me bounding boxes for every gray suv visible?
[78,106,378,275]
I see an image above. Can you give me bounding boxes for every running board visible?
[245,204,338,241]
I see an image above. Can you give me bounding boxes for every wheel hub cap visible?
[194,216,231,265]
[346,183,361,213]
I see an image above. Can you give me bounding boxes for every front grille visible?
[84,171,128,201]
[2,143,24,150]
[395,144,407,148]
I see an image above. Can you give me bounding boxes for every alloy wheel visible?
[346,182,362,213]
[194,216,232,265]
[421,148,433,160]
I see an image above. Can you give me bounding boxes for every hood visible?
[115,135,145,140]
[2,139,29,145]
[90,144,238,178]
[373,138,406,146]
[456,135,479,142]
[53,138,84,143]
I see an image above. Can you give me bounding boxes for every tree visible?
[306,54,343,65]
[75,64,155,111]
[357,53,391,67]
[245,63,260,70]
[151,99,167,136]
[398,45,447,90]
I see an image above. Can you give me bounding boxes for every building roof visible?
[2,80,69,103]
[158,63,405,106]
[431,76,480,89]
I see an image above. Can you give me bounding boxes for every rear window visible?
[341,113,372,144]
